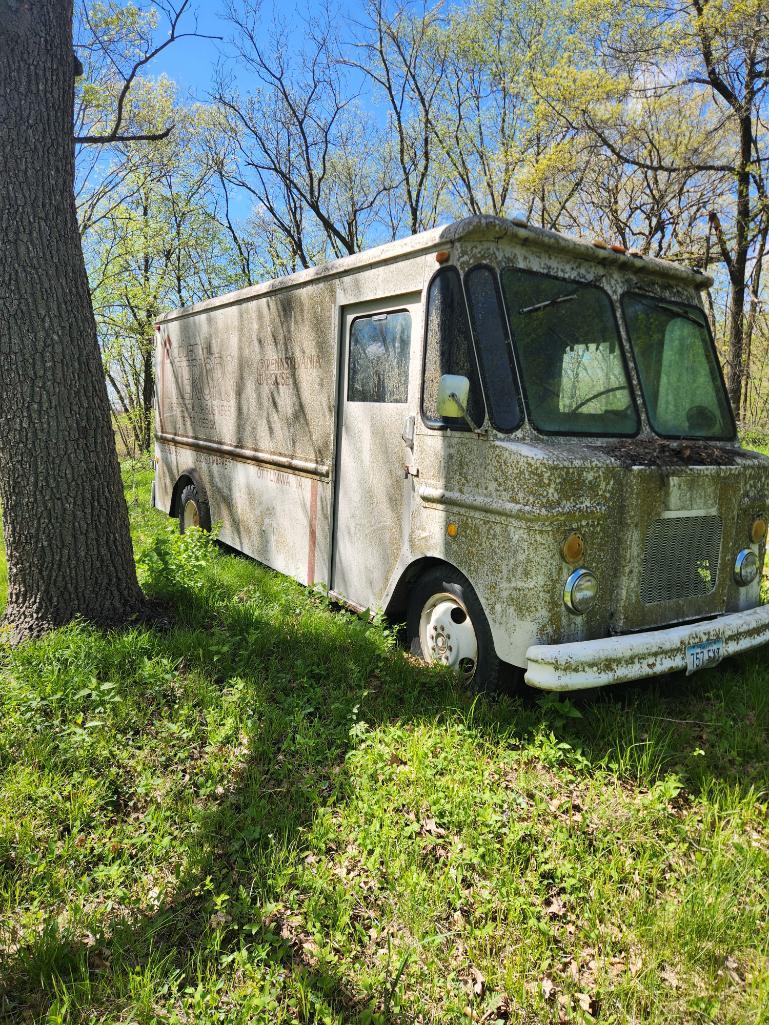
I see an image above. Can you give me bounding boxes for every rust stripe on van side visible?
[307,477,319,586]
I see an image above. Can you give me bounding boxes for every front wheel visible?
[406,566,519,693]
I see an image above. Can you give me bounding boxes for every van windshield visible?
[500,268,639,436]
[622,294,735,439]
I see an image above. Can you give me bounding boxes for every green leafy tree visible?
[87,80,238,454]
[540,0,769,421]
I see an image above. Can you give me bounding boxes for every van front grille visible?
[641,515,722,605]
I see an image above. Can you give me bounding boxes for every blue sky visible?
[149,1,358,100]
[142,0,365,224]
[150,4,228,99]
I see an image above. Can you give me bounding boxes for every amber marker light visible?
[751,516,768,544]
[435,250,451,264]
[561,531,585,565]
[447,522,458,538]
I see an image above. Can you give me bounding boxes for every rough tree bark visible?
[0,0,144,642]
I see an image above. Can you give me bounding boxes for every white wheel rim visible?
[418,592,478,679]
[184,499,200,529]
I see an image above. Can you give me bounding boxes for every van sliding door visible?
[332,295,420,609]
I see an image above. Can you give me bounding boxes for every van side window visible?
[465,265,522,432]
[422,267,486,428]
[348,310,411,403]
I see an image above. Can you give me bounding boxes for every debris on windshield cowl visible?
[596,438,745,467]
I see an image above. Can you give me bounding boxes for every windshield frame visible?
[499,265,642,439]
[621,291,737,442]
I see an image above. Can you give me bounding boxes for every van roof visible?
[157,214,712,325]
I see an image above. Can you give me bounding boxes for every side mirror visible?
[437,374,470,418]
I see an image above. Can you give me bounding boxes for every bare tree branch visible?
[75,1,221,145]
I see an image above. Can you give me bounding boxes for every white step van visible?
[153,215,769,691]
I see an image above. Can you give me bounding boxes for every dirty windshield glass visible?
[465,265,522,432]
[500,269,639,435]
[622,294,734,439]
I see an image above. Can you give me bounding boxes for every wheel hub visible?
[419,593,478,679]
[184,500,200,529]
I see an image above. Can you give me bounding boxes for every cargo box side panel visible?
[156,280,336,468]
[154,440,331,588]
[154,279,337,583]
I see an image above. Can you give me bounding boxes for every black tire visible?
[406,565,523,694]
[178,481,211,534]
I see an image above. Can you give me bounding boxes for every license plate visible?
[685,638,723,675]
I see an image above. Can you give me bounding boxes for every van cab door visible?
[331,295,421,609]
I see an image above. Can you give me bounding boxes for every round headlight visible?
[564,568,598,614]
[734,549,759,587]
[751,517,768,545]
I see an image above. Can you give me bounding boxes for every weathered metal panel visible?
[154,252,432,595]
[156,282,337,469]
[156,437,327,585]
[331,296,422,607]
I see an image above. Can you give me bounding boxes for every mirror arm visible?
[449,392,485,435]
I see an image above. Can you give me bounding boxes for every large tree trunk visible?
[0,1,144,642]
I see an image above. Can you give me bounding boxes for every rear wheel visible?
[178,481,211,534]
[407,566,520,693]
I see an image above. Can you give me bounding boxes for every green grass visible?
[0,462,768,1024]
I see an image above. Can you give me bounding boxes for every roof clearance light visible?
[610,244,627,254]
[592,239,609,249]
[435,250,451,264]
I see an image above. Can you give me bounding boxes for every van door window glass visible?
[622,294,735,439]
[500,268,639,436]
[422,267,486,428]
[348,310,411,403]
[465,265,522,432]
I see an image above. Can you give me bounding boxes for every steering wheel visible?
[686,405,718,433]
[568,386,629,414]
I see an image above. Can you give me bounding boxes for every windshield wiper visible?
[637,297,706,328]
[519,293,577,315]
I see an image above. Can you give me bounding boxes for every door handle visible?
[402,414,415,449]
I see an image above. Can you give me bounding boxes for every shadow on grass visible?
[1,568,768,1022]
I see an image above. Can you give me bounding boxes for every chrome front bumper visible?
[525,604,769,691]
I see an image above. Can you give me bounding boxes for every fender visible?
[385,555,486,620]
